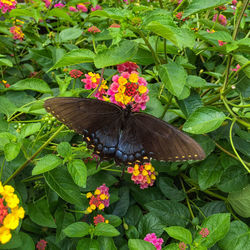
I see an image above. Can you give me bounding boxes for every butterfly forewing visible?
[133,113,205,161]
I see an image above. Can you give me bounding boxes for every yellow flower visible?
[86,192,93,198]
[103,96,110,102]
[145,164,152,171]
[90,204,96,210]
[5,194,19,209]
[0,227,11,244]
[133,169,140,176]
[105,195,109,200]
[88,72,94,77]
[2,80,7,84]
[142,170,148,176]
[129,73,138,83]
[4,185,14,194]
[0,183,4,194]
[87,207,92,213]
[134,164,139,170]
[100,194,106,200]
[123,95,132,105]
[138,85,147,94]
[105,220,109,224]
[3,214,19,230]
[115,93,123,102]
[151,174,156,180]
[12,207,25,219]
[146,176,151,184]
[118,85,126,93]
[98,203,104,210]
[118,76,127,85]
[94,189,101,195]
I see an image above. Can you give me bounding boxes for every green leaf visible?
[57,142,72,158]
[97,237,117,250]
[32,154,62,175]
[67,159,87,188]
[14,232,35,250]
[94,223,120,237]
[44,167,84,206]
[183,107,226,134]
[0,58,13,67]
[9,79,51,93]
[194,213,230,248]
[177,92,203,118]
[165,226,192,244]
[228,184,250,218]
[0,96,17,119]
[63,222,90,237]
[94,40,138,68]
[4,142,21,161]
[49,49,95,70]
[186,75,207,88]
[48,8,73,23]
[77,238,100,250]
[9,9,37,18]
[59,27,83,42]
[159,177,185,201]
[217,166,248,192]
[183,0,230,18]
[145,200,190,227]
[28,198,57,228]
[128,239,156,250]
[159,62,187,98]
[197,155,223,190]
[218,221,250,250]
[20,123,41,138]
[112,186,129,217]
[104,215,122,227]
[138,213,164,237]
[147,21,195,49]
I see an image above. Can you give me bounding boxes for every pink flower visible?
[231,64,240,72]
[0,0,17,13]
[43,0,51,8]
[144,233,164,250]
[77,4,88,12]
[232,0,237,5]
[54,3,65,8]
[199,228,210,238]
[36,239,47,250]
[10,26,24,41]
[91,4,102,11]
[218,40,226,46]
[69,6,78,12]
[176,12,183,20]
[88,26,101,33]
[213,14,227,26]
[117,62,139,73]
[179,242,186,250]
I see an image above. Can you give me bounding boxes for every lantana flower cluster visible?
[108,71,149,111]
[0,0,16,13]
[199,227,210,238]
[117,61,139,73]
[69,3,88,12]
[86,184,110,213]
[36,239,47,250]
[93,214,109,226]
[127,163,157,189]
[144,233,164,250]
[0,182,25,244]
[10,25,24,41]
[81,72,109,101]
[69,69,83,79]
[212,14,227,26]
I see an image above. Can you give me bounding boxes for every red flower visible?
[199,228,210,238]
[117,62,139,73]
[36,239,47,250]
[93,214,109,225]
[88,26,101,33]
[69,69,83,78]
[110,23,120,28]
[176,12,183,20]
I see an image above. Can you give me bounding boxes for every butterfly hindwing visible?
[133,113,205,161]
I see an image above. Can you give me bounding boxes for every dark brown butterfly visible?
[44,97,205,165]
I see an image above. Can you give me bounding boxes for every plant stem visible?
[229,119,250,173]
[4,125,65,185]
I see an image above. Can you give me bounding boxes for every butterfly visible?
[44,97,205,165]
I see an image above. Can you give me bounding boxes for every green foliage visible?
[0,0,249,249]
